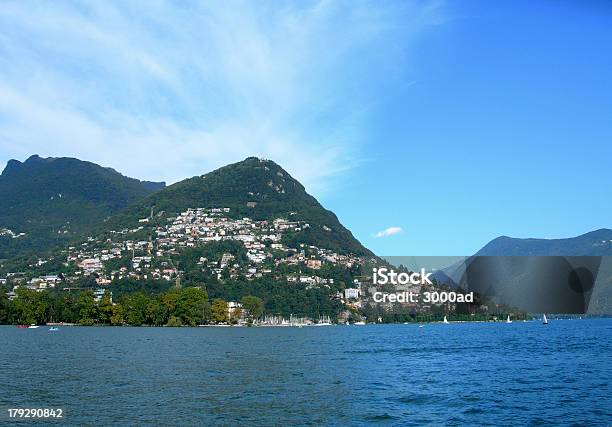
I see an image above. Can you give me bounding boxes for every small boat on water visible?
[48,327,59,332]
[354,321,366,325]
[28,324,40,329]
[17,325,29,328]
[443,316,449,324]
[506,315,512,324]
[543,313,548,325]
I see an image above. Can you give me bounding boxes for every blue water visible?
[1,319,610,426]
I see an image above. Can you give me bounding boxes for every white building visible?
[345,288,360,299]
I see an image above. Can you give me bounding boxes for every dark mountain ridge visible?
[476,229,612,256]
[0,155,165,258]
[433,229,612,314]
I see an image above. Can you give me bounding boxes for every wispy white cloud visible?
[0,0,444,194]
[375,226,403,238]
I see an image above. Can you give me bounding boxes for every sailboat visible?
[443,315,449,324]
[506,315,512,323]
[49,327,59,332]
[317,315,332,326]
[542,314,548,325]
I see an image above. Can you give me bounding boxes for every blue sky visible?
[0,1,610,255]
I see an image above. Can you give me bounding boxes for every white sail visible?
[543,313,548,324]
[506,315,512,323]
[443,315,449,324]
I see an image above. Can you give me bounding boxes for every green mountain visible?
[105,157,371,256]
[0,156,379,322]
[0,155,165,258]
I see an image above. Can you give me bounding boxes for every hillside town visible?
[0,207,467,323]
[2,208,376,312]
[74,207,363,282]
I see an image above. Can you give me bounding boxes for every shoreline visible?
[3,316,608,328]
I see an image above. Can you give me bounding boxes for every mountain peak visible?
[199,157,306,197]
[221,157,285,172]
[1,159,22,176]
[2,155,76,176]
[25,154,46,163]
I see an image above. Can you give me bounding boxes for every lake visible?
[1,319,610,426]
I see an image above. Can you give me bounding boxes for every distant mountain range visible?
[476,229,612,256]
[433,230,612,315]
[0,155,165,259]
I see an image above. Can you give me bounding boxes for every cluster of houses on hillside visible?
[2,208,368,303]
[1,273,64,300]
[63,208,364,282]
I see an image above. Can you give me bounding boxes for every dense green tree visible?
[122,292,148,325]
[8,288,51,325]
[211,298,228,324]
[241,295,263,320]
[146,296,167,326]
[78,275,98,289]
[0,289,8,324]
[162,288,181,315]
[110,304,124,325]
[9,288,39,324]
[76,290,97,325]
[98,291,113,324]
[166,316,182,327]
[56,293,79,323]
[176,287,209,326]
